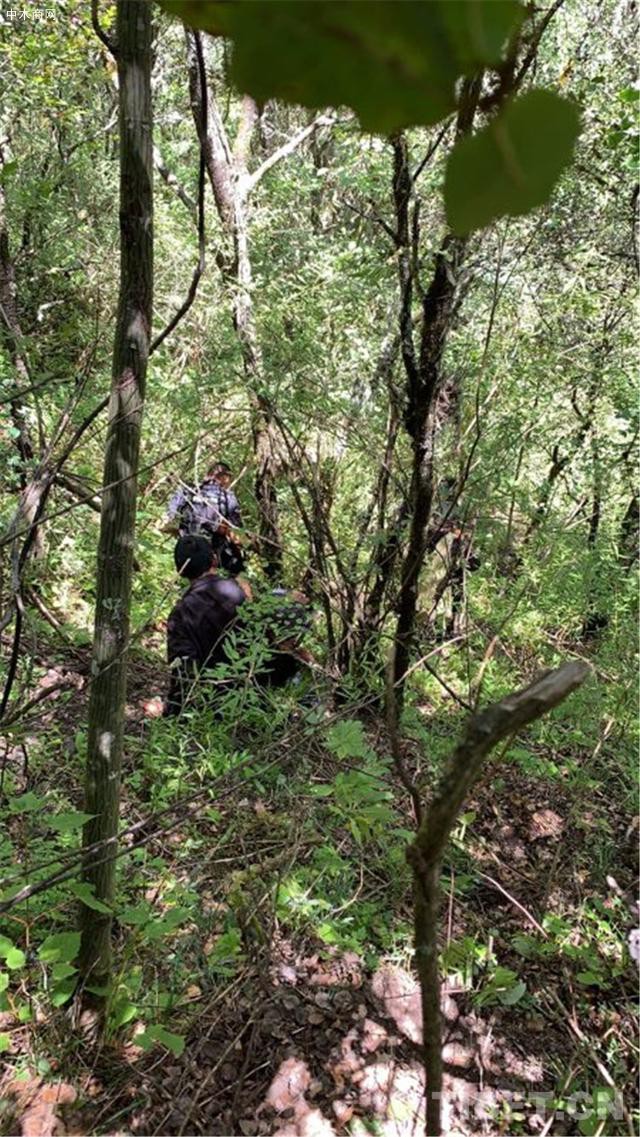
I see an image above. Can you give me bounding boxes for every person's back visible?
[164,535,245,715]
[167,573,246,670]
[164,460,245,575]
[239,588,315,690]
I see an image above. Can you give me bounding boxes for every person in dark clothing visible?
[164,461,246,576]
[252,588,315,689]
[164,535,246,716]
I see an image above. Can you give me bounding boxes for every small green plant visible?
[442,936,527,1007]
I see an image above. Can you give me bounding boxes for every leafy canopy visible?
[159,0,580,234]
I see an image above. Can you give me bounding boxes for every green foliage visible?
[445,90,581,233]
[67,880,113,914]
[137,1024,186,1056]
[206,927,244,977]
[0,937,26,971]
[49,811,94,834]
[160,0,523,131]
[37,932,81,965]
[476,966,526,1008]
[0,1,636,1123]
[8,792,45,814]
[160,0,579,233]
[607,84,639,170]
[325,718,369,760]
[511,901,630,992]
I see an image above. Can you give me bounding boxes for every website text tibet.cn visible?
[2,6,57,21]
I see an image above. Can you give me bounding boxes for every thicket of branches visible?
[0,2,636,1135]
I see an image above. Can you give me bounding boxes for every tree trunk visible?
[0,171,35,480]
[79,0,153,992]
[618,493,639,571]
[186,31,284,578]
[408,662,590,1136]
[392,228,469,700]
[388,81,480,709]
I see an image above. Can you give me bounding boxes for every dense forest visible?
[0,2,637,1135]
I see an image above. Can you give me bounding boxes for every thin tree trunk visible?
[409,662,590,1136]
[391,79,480,705]
[185,32,284,578]
[618,493,639,571]
[79,0,153,991]
[0,172,35,479]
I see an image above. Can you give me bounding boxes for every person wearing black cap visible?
[164,538,315,716]
[164,535,247,716]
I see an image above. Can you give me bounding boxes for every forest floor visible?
[0,631,637,1137]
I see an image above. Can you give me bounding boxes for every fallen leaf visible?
[529,809,564,840]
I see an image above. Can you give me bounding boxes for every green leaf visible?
[0,973,8,992]
[511,933,538,959]
[576,969,602,986]
[120,904,153,927]
[8,792,46,814]
[6,948,26,970]
[0,1032,10,1053]
[67,880,113,914]
[111,1000,138,1029]
[159,0,523,133]
[0,160,17,184]
[499,979,526,1005]
[49,811,94,833]
[326,719,367,759]
[0,937,26,970]
[0,936,14,959]
[309,783,334,797]
[142,907,191,942]
[445,90,581,234]
[38,932,81,965]
[137,1024,185,1056]
[50,978,76,1007]
[51,962,77,982]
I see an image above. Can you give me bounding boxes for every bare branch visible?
[56,472,101,513]
[242,114,335,198]
[514,0,566,89]
[409,660,591,1137]
[185,28,235,228]
[411,118,452,184]
[91,0,116,55]
[153,145,197,217]
[150,29,207,355]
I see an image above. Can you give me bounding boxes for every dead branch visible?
[150,30,207,355]
[242,113,335,198]
[408,660,591,1136]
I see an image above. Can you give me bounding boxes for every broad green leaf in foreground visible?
[8,792,45,814]
[49,810,94,833]
[445,90,581,234]
[0,937,26,970]
[38,932,81,965]
[137,1024,185,1056]
[159,0,523,132]
[67,880,113,914]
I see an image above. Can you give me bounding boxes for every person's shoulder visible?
[208,576,246,606]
